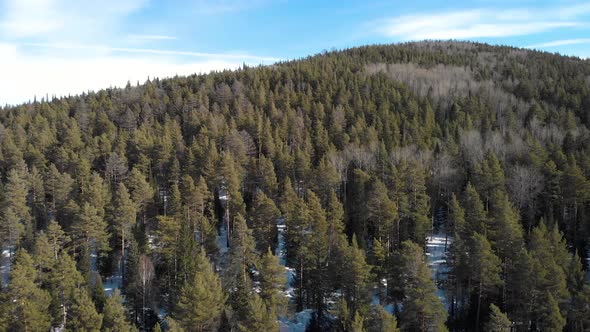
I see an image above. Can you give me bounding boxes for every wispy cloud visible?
[129,34,178,41]
[527,38,590,48]
[0,0,148,39]
[0,0,280,105]
[26,43,280,62]
[374,4,590,41]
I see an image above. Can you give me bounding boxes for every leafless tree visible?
[138,254,154,329]
[507,165,544,233]
[105,152,128,184]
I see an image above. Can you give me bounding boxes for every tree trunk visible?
[476,280,482,332]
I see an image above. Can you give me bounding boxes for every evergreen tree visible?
[5,250,52,332]
[174,250,225,332]
[72,202,111,257]
[367,305,399,332]
[49,251,84,326]
[103,289,135,332]
[67,288,103,332]
[238,294,278,332]
[367,179,399,250]
[398,241,448,331]
[2,168,32,250]
[111,182,136,270]
[484,304,511,332]
[126,167,153,225]
[469,233,503,330]
[249,191,280,252]
[463,183,487,237]
[258,247,287,315]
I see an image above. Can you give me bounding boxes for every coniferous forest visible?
[1,41,590,331]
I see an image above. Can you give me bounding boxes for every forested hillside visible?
[1,41,590,331]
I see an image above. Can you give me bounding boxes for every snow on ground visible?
[279,309,313,332]
[216,189,229,255]
[1,246,12,286]
[276,217,312,331]
[104,254,124,297]
[103,274,123,296]
[425,233,452,310]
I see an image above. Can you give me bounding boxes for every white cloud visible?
[26,43,281,62]
[129,34,178,41]
[375,4,589,41]
[527,38,590,48]
[0,0,149,40]
[0,43,249,105]
[0,0,279,105]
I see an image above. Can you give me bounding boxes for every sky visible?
[1,0,590,105]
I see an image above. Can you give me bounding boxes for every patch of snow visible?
[279,309,313,332]
[1,246,13,286]
[425,233,452,310]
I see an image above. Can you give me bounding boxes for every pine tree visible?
[103,289,135,332]
[174,249,225,332]
[227,213,257,287]
[484,304,511,332]
[238,293,279,332]
[258,247,287,315]
[351,311,366,332]
[537,291,566,331]
[67,288,103,331]
[249,191,281,252]
[448,193,466,239]
[326,191,346,252]
[463,183,487,237]
[2,168,32,251]
[340,235,371,314]
[5,250,52,332]
[367,305,399,332]
[473,151,505,210]
[398,241,448,332]
[50,251,84,326]
[72,202,110,257]
[469,233,503,331]
[303,190,331,323]
[168,182,182,217]
[126,167,153,225]
[112,182,136,272]
[487,191,524,261]
[367,179,399,250]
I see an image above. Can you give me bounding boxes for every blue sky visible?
[1,0,590,105]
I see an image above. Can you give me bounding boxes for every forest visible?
[0,41,590,331]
